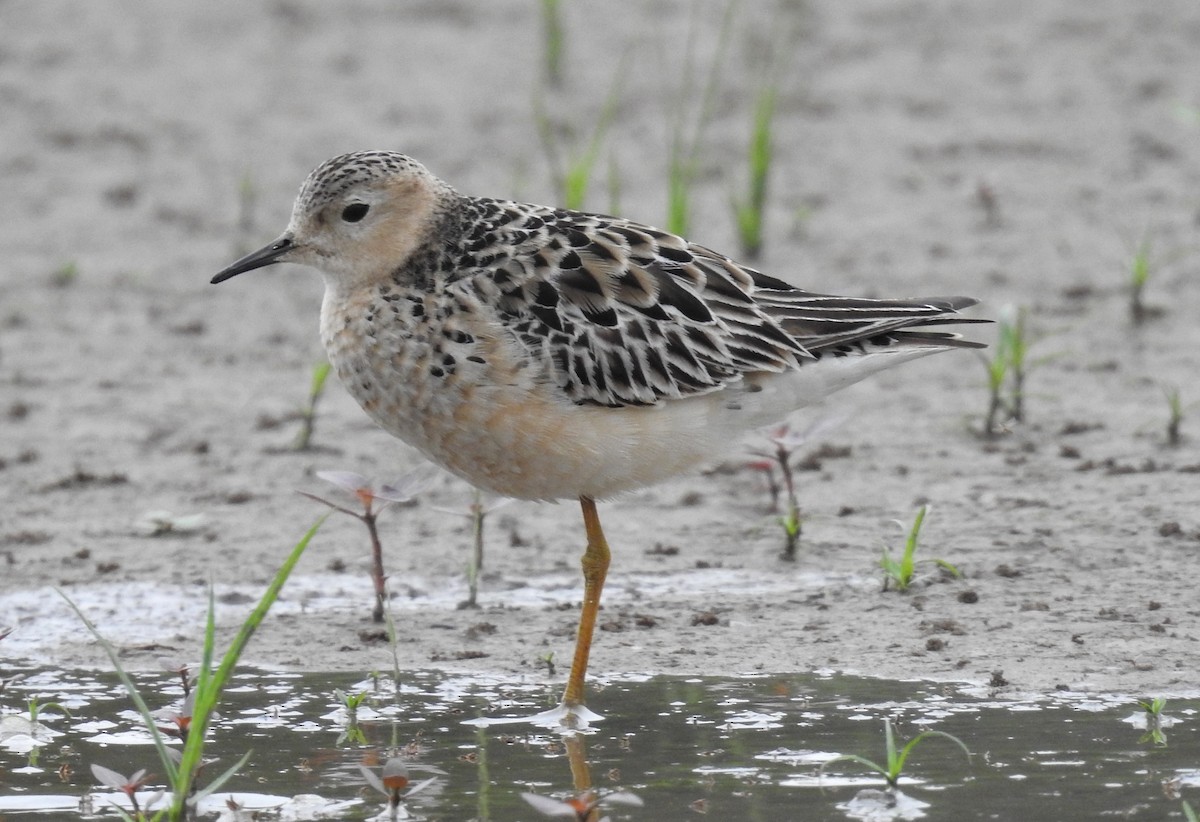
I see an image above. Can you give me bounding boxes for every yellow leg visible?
[561,496,610,708]
[565,734,600,821]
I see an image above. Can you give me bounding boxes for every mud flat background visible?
[2,0,1199,698]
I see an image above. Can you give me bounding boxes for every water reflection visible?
[0,666,1196,820]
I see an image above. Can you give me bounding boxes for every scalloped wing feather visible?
[459,200,980,409]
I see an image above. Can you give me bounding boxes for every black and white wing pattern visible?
[454,198,982,408]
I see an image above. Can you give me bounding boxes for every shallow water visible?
[1,666,1196,820]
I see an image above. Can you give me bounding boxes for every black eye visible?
[341,203,370,223]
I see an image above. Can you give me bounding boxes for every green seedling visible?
[1164,385,1184,446]
[1128,237,1160,325]
[9,696,71,768]
[540,0,564,88]
[535,58,626,211]
[438,491,512,609]
[732,84,777,260]
[1137,696,1168,746]
[333,689,369,746]
[337,688,370,715]
[50,261,79,288]
[749,417,842,562]
[540,650,557,678]
[1184,800,1198,822]
[66,516,324,821]
[26,695,70,725]
[820,717,971,789]
[302,469,431,623]
[880,505,960,593]
[293,360,332,450]
[664,1,736,236]
[981,305,1046,435]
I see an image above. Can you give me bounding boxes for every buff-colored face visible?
[212,151,444,288]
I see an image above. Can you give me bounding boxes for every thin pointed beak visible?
[211,236,295,284]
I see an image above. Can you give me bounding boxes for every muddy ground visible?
[2,0,1199,699]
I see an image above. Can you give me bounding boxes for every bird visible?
[213,150,984,719]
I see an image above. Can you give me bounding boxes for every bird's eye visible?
[341,203,370,223]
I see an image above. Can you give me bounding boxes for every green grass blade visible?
[310,361,331,397]
[171,516,326,815]
[893,729,973,780]
[56,591,180,785]
[818,753,888,781]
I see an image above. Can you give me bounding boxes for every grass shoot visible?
[749,417,842,561]
[664,1,736,236]
[539,0,564,88]
[1163,385,1183,446]
[981,305,1042,436]
[333,689,369,745]
[534,58,626,212]
[301,469,431,622]
[66,516,325,821]
[50,261,79,288]
[880,505,959,593]
[293,361,332,451]
[1137,696,1168,746]
[436,490,511,608]
[732,84,777,260]
[820,717,971,788]
[1128,237,1161,325]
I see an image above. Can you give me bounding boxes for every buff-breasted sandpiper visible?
[213,150,984,717]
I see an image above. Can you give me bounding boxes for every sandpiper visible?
[214,150,983,716]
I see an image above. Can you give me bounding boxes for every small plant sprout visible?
[879,505,960,593]
[334,689,370,746]
[980,305,1042,436]
[6,696,69,768]
[26,695,70,726]
[664,1,736,236]
[359,756,439,813]
[302,469,432,623]
[337,688,370,718]
[1128,236,1164,325]
[540,650,557,677]
[535,58,626,212]
[1136,696,1169,746]
[62,517,324,822]
[1164,385,1184,446]
[1184,799,1199,822]
[539,0,564,88]
[50,261,79,288]
[732,83,777,260]
[521,788,643,820]
[820,717,972,789]
[293,360,332,450]
[437,490,513,609]
[749,416,843,562]
[90,763,160,819]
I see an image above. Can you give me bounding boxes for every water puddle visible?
[1,666,1196,819]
